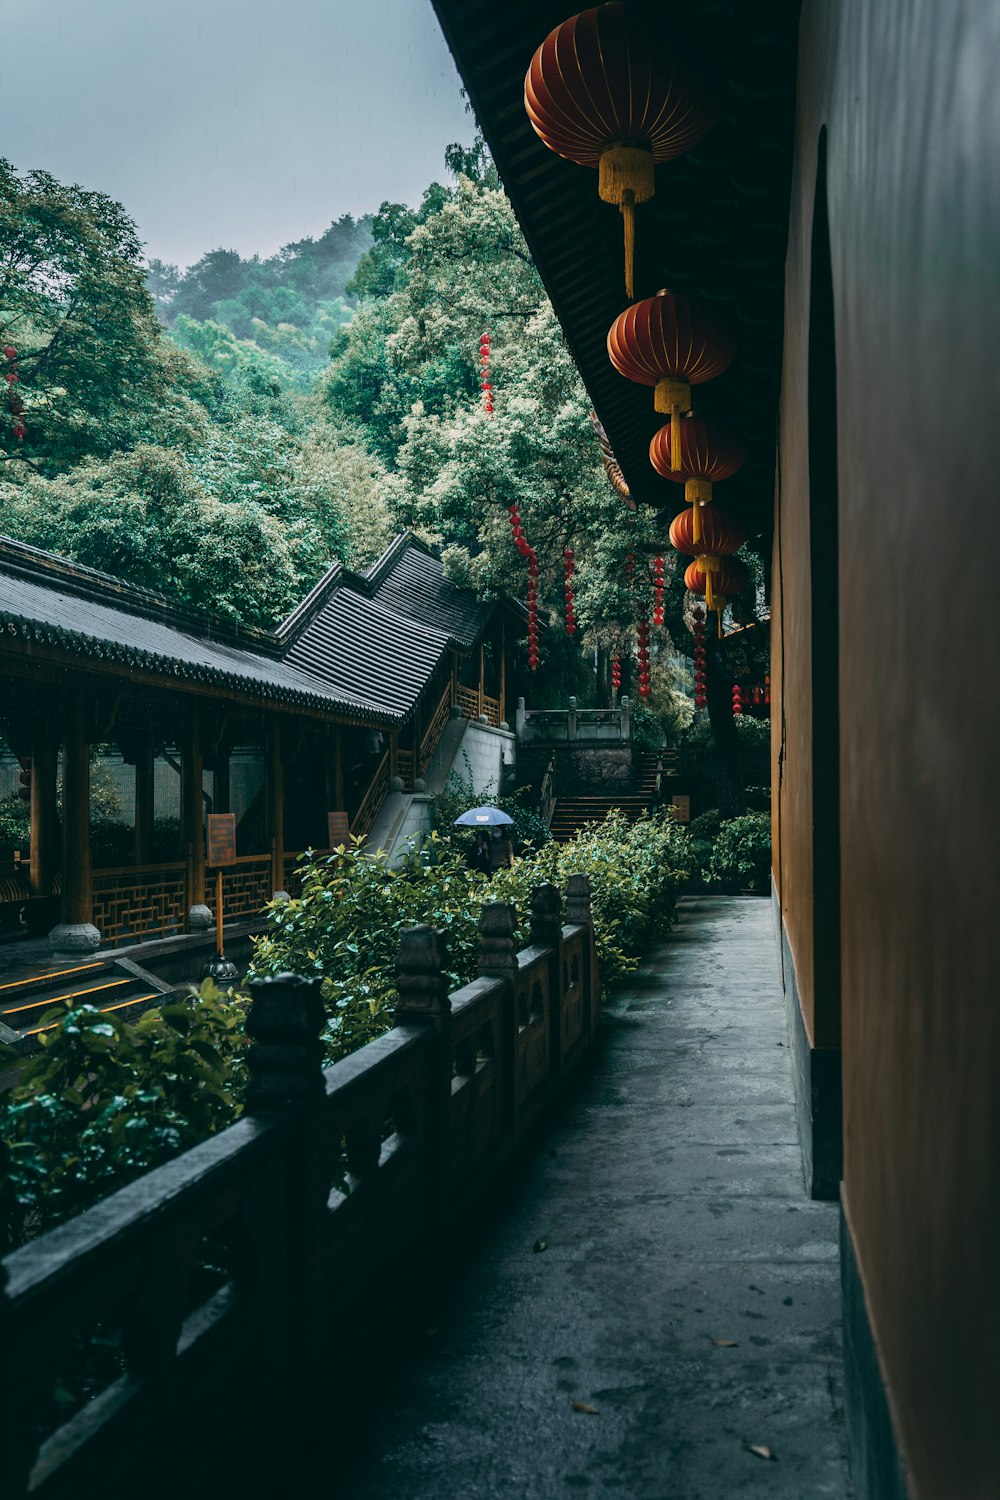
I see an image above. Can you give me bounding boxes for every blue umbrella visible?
[454,806,514,827]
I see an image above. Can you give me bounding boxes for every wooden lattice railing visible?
[91,863,187,944]
[455,685,501,727]
[419,681,453,776]
[220,855,272,921]
[352,748,390,841]
[0,877,600,1499]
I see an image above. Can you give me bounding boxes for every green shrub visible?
[688,808,721,842]
[433,763,551,858]
[1,982,247,1248]
[709,813,772,892]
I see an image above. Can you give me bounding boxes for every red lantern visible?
[608,291,736,467]
[525,4,715,297]
[685,556,749,636]
[480,332,493,416]
[668,503,746,558]
[654,417,746,544]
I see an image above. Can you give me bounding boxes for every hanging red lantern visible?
[692,606,708,709]
[563,546,577,635]
[764,672,771,707]
[608,291,736,468]
[732,683,743,717]
[668,502,746,558]
[524,4,715,297]
[611,654,622,696]
[654,418,746,544]
[685,555,750,637]
[480,332,494,416]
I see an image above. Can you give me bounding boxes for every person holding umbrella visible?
[453,806,516,873]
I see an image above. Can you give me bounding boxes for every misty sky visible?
[0,0,471,268]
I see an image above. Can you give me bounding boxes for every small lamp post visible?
[202,813,239,984]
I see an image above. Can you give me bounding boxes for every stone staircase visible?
[0,956,172,1050]
[548,752,662,843]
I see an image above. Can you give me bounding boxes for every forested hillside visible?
[0,142,693,720]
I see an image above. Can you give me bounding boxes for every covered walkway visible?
[334,897,851,1498]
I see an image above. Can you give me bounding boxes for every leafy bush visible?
[0,794,29,864]
[709,813,772,893]
[688,809,721,842]
[1,983,246,1248]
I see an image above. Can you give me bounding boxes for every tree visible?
[0,159,192,470]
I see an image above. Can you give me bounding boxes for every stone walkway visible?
[332,896,852,1499]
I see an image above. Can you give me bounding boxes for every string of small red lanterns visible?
[692,606,707,710]
[4,346,25,442]
[635,616,651,699]
[563,547,576,635]
[652,553,665,626]
[732,681,743,717]
[480,332,493,415]
[508,504,541,670]
[611,654,622,697]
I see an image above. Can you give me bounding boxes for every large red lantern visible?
[668,504,746,558]
[525,5,715,297]
[685,555,750,635]
[608,291,736,468]
[652,415,745,543]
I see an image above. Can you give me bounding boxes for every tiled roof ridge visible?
[0,534,281,657]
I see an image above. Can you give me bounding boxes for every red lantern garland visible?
[732,682,743,717]
[562,546,577,635]
[692,606,707,710]
[611,654,622,696]
[635,616,651,699]
[480,332,493,416]
[508,504,540,669]
[652,553,665,626]
[764,672,771,707]
[4,345,25,442]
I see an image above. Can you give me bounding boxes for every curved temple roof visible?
[0,531,498,727]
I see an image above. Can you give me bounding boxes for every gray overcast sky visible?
[0,0,471,267]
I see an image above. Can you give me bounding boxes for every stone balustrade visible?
[0,877,599,1500]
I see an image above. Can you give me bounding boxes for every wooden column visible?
[269,721,285,896]
[134,730,155,867]
[49,697,101,951]
[478,642,485,717]
[183,712,208,926]
[499,618,507,726]
[29,726,58,897]
[331,730,344,810]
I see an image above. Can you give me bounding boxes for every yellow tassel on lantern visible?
[653,384,691,470]
[600,146,655,299]
[697,553,721,611]
[686,478,712,545]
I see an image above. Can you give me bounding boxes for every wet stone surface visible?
[329,896,852,1499]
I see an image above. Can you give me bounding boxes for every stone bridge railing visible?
[0,877,599,1500]
[516,695,632,745]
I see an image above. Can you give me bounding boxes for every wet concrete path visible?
[334,896,852,1498]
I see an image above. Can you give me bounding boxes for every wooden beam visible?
[29,723,58,897]
[61,700,92,927]
[269,721,285,896]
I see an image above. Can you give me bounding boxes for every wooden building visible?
[0,530,516,954]
[432,0,1000,1494]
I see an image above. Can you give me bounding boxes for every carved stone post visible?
[245,972,326,1396]
[530,881,564,1074]
[478,901,519,1132]
[568,695,578,741]
[566,872,599,1040]
[246,972,325,1111]
[620,694,632,741]
[515,695,526,739]
[395,924,452,1225]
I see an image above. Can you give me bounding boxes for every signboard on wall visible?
[327,811,351,848]
[671,795,691,824]
[206,812,237,867]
